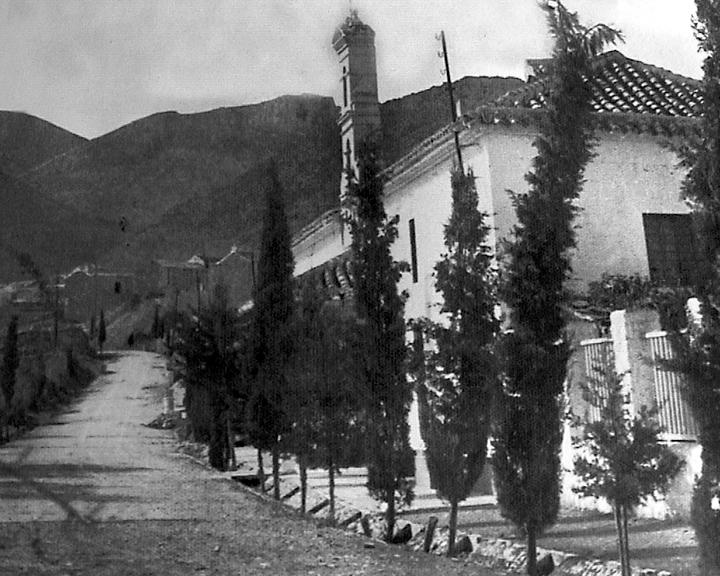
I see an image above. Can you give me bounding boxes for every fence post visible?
[610,310,634,417]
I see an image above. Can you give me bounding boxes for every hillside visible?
[2,75,524,283]
[381,76,525,166]
[20,95,342,275]
[0,112,87,178]
[0,169,119,281]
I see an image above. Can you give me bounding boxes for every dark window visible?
[114,281,122,294]
[643,213,700,286]
[409,218,418,283]
[342,67,348,108]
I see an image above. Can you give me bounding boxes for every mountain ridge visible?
[0,75,525,284]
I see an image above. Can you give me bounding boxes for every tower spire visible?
[332,12,380,234]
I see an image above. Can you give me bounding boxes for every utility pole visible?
[439,30,464,172]
[53,273,60,350]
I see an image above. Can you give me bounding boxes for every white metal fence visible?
[580,337,614,423]
[646,330,698,441]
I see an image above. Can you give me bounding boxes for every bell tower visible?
[332,11,380,220]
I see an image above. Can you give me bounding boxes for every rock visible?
[450,535,473,556]
[423,516,438,553]
[391,523,412,544]
[360,514,372,538]
[537,553,555,576]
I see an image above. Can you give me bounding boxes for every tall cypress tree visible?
[676,2,720,572]
[492,4,621,575]
[413,167,500,554]
[98,309,107,355]
[1,315,19,411]
[247,162,295,500]
[348,138,413,542]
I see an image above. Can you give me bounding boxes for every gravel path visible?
[0,351,502,575]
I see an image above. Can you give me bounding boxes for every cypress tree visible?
[413,167,500,554]
[676,4,720,571]
[172,283,242,470]
[348,138,413,542]
[1,315,19,411]
[290,280,361,520]
[98,309,106,354]
[573,378,683,576]
[247,162,295,500]
[492,4,621,574]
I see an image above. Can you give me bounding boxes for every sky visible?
[0,0,704,139]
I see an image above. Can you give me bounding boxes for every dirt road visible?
[0,351,498,576]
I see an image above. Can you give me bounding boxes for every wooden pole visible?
[440,31,464,172]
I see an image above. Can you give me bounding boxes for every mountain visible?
[380,76,525,166]
[21,95,342,275]
[0,169,119,281]
[0,112,87,178]
[1,75,524,284]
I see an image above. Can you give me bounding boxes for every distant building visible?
[63,266,146,322]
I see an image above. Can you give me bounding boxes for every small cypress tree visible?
[348,138,413,542]
[247,162,296,500]
[1,315,20,411]
[98,309,107,355]
[172,283,242,470]
[412,166,500,554]
[492,4,621,574]
[290,280,362,520]
[573,378,683,576]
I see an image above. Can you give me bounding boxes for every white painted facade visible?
[294,123,692,322]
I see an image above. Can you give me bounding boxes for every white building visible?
[293,12,704,518]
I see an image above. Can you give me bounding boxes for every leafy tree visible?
[348,138,413,542]
[675,2,720,573]
[492,4,622,574]
[247,162,296,500]
[289,280,362,520]
[411,167,500,554]
[172,283,242,470]
[98,309,107,355]
[573,378,683,576]
[1,315,20,430]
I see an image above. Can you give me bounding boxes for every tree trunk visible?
[527,526,537,576]
[621,504,631,576]
[272,441,281,500]
[424,515,439,553]
[447,497,459,556]
[328,459,336,525]
[299,459,308,514]
[257,448,265,492]
[614,503,632,576]
[385,489,396,542]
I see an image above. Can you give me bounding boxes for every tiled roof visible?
[381,51,702,196]
[495,50,702,118]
